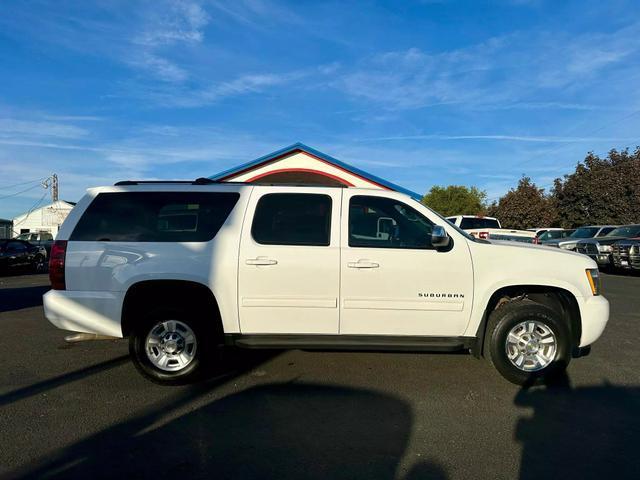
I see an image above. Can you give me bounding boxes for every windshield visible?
[570,227,599,238]
[459,217,500,230]
[606,225,640,237]
[539,230,564,241]
[15,233,32,241]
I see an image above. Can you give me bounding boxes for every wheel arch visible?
[121,280,223,339]
[472,284,581,358]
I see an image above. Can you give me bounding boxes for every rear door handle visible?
[347,260,379,269]
[246,257,278,266]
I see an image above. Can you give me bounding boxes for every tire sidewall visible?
[129,307,210,385]
[488,302,571,385]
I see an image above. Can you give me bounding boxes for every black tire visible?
[484,298,571,386]
[129,307,218,385]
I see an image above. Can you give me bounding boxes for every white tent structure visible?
[12,200,75,238]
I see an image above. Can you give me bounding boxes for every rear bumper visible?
[577,295,609,347]
[43,290,124,338]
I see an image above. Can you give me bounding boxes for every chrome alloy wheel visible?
[145,320,197,372]
[505,320,557,372]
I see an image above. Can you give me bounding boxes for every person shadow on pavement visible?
[515,372,640,480]
[10,380,448,480]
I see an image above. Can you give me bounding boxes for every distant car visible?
[529,227,563,238]
[546,225,617,251]
[446,215,535,243]
[14,231,54,255]
[537,229,575,245]
[0,239,47,274]
[576,225,640,269]
[611,237,640,271]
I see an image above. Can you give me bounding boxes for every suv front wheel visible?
[129,308,212,385]
[485,299,571,385]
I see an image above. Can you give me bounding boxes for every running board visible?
[225,334,474,352]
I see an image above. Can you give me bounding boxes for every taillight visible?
[49,240,67,290]
[533,237,540,244]
[478,231,489,239]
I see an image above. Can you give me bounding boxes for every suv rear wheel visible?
[129,308,213,385]
[485,298,571,385]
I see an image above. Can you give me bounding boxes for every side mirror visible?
[431,225,450,248]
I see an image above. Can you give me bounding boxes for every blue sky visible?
[1,0,640,218]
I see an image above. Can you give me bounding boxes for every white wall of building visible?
[12,201,75,238]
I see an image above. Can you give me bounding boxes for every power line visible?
[0,176,48,190]
[0,183,44,200]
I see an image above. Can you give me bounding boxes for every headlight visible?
[559,243,574,250]
[586,268,601,296]
[598,245,612,253]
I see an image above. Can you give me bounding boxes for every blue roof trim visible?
[209,142,422,200]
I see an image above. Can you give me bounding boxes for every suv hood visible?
[577,236,627,246]
[486,239,588,259]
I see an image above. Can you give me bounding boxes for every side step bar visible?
[225,334,475,352]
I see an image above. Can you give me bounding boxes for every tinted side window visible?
[70,192,239,242]
[349,196,434,249]
[597,227,614,237]
[251,193,332,246]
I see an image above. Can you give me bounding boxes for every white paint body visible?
[43,184,609,349]
[447,215,536,242]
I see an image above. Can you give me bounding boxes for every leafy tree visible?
[421,185,487,217]
[552,148,640,227]
[488,176,557,229]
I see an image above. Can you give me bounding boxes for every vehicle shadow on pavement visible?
[8,378,446,480]
[0,285,50,313]
[0,355,130,407]
[515,373,640,480]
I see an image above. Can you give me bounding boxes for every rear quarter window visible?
[70,192,239,242]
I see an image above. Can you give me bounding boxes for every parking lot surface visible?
[1,273,639,479]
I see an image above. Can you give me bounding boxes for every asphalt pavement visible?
[0,272,638,479]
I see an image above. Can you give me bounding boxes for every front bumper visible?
[585,253,612,266]
[577,295,609,347]
[43,290,124,338]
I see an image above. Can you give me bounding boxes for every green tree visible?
[421,185,487,217]
[552,148,640,227]
[489,176,557,229]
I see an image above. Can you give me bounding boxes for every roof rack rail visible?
[114,177,217,186]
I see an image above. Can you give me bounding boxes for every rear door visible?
[238,187,341,334]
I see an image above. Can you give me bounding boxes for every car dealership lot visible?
[1,274,639,479]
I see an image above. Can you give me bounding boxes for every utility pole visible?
[52,174,58,202]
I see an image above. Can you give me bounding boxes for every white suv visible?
[44,180,609,385]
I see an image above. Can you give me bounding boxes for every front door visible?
[238,187,341,334]
[340,191,473,336]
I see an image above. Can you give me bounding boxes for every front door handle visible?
[246,257,278,266]
[347,260,379,269]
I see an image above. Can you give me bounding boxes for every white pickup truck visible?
[44,180,609,385]
[446,215,536,243]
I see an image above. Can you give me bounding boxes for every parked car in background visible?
[576,225,640,269]
[547,225,617,251]
[536,229,575,245]
[611,238,640,271]
[446,215,535,243]
[529,227,563,237]
[0,239,47,274]
[14,231,54,255]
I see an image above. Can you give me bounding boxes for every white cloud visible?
[333,23,640,110]
[0,118,89,139]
